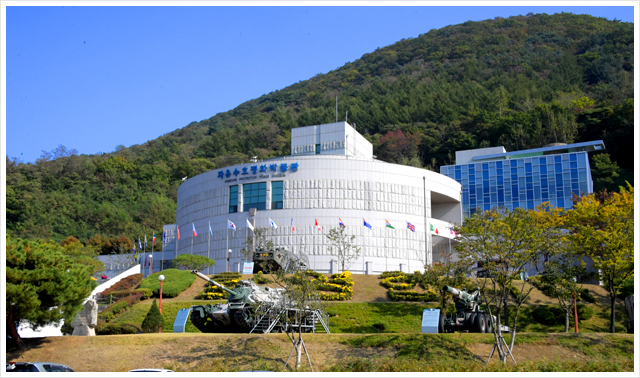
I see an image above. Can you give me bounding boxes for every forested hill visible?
[6,13,634,251]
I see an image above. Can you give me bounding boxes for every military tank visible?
[252,247,309,273]
[189,270,285,333]
[439,285,493,333]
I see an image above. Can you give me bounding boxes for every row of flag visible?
[133,232,157,257]
[179,218,454,235]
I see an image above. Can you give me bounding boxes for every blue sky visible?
[4,5,636,163]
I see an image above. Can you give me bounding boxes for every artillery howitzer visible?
[188,270,328,334]
[439,285,494,333]
[189,270,285,333]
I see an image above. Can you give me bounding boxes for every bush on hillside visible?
[99,292,143,323]
[96,322,141,335]
[99,273,143,297]
[580,288,596,303]
[141,299,164,333]
[139,269,196,298]
[388,288,438,302]
[531,304,595,326]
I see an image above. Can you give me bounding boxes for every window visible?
[229,185,238,213]
[316,144,321,154]
[271,181,284,209]
[243,182,267,211]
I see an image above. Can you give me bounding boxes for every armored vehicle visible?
[252,247,308,273]
[189,270,285,333]
[439,285,493,333]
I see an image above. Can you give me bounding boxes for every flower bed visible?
[197,272,242,300]
[315,271,354,301]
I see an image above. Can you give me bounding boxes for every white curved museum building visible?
[161,121,462,275]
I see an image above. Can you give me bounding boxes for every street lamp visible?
[227,249,232,272]
[148,254,152,277]
[158,274,165,316]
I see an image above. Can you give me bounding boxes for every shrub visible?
[134,288,154,300]
[99,273,143,296]
[579,288,596,303]
[388,288,438,302]
[252,271,272,284]
[381,271,405,278]
[139,269,196,298]
[372,322,386,332]
[141,299,164,333]
[531,305,563,325]
[96,322,141,335]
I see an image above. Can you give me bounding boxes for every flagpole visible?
[151,232,154,276]
[208,221,211,275]
[175,226,179,261]
[227,227,229,272]
[190,224,194,255]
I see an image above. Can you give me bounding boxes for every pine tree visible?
[141,299,164,333]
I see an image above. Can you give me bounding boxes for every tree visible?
[171,254,216,271]
[420,250,470,310]
[141,299,164,333]
[6,237,97,349]
[565,185,634,333]
[456,207,546,364]
[539,255,585,332]
[241,227,274,261]
[60,236,105,275]
[591,153,620,193]
[326,226,361,272]
[268,267,324,372]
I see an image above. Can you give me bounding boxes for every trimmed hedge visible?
[99,273,143,296]
[96,322,141,335]
[388,288,438,302]
[139,269,196,298]
[197,272,242,300]
[317,271,354,301]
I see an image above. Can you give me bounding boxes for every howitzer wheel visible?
[233,308,254,330]
[190,308,221,333]
[474,313,486,333]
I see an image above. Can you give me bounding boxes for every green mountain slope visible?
[6,13,634,247]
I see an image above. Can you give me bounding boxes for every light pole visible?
[423,176,428,269]
[148,254,152,277]
[227,249,232,272]
[158,274,165,317]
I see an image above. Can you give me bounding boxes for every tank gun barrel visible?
[191,270,237,296]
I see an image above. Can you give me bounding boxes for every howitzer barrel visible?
[443,285,472,300]
[191,270,237,296]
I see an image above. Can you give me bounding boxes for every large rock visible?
[71,299,98,336]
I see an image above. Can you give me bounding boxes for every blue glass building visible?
[440,141,605,219]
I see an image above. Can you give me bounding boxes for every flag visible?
[209,223,213,236]
[430,223,440,235]
[291,218,295,232]
[162,230,166,244]
[132,243,136,253]
[228,219,236,231]
[407,222,416,232]
[153,232,156,245]
[363,218,372,230]
[246,219,254,231]
[385,219,395,229]
[315,218,321,231]
[450,227,457,237]
[144,235,147,249]
[177,225,181,240]
[144,256,147,267]
[339,218,345,227]
[138,238,142,250]
[269,218,278,230]
[192,223,198,237]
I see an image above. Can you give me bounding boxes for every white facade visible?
[169,122,462,275]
